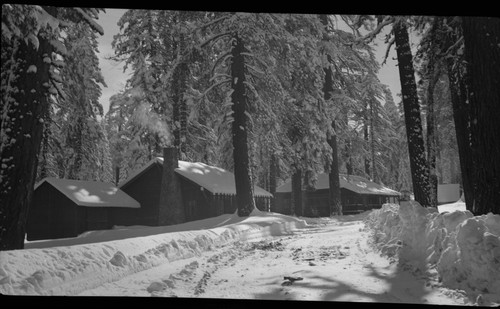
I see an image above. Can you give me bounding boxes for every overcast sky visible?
[96,9,402,114]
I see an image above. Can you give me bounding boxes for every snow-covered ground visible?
[438,200,466,213]
[1,201,499,306]
[366,201,500,306]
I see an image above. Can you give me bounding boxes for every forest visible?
[1,6,499,251]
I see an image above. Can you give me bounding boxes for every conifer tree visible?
[392,19,431,207]
[461,16,500,215]
[0,5,104,250]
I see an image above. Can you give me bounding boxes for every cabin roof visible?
[119,157,273,198]
[276,173,400,196]
[35,177,141,208]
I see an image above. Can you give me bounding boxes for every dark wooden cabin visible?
[274,173,400,216]
[116,157,273,227]
[26,178,140,241]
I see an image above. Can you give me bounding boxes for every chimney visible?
[158,147,185,225]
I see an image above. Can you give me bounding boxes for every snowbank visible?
[437,200,466,213]
[0,209,307,296]
[365,201,500,304]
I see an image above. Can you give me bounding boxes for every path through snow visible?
[78,216,468,305]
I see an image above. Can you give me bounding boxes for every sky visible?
[96,9,403,115]
[96,9,129,114]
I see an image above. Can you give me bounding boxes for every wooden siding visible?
[274,188,399,217]
[27,182,78,240]
[179,175,212,221]
[116,161,273,227]
[114,163,163,226]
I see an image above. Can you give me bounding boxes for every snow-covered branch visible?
[209,73,231,83]
[199,32,232,49]
[246,65,265,78]
[358,16,394,44]
[241,52,269,72]
[211,51,232,76]
[195,15,230,32]
[74,8,104,35]
[202,79,231,98]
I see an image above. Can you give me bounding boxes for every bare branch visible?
[381,36,395,65]
[50,79,67,100]
[442,36,464,57]
[340,15,360,36]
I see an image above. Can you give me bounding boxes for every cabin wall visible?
[27,182,52,241]
[114,164,163,226]
[179,177,213,221]
[27,183,78,241]
[274,192,292,215]
[223,195,237,214]
[273,188,398,216]
[82,207,110,233]
[255,197,269,212]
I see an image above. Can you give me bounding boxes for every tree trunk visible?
[426,60,440,208]
[344,142,354,175]
[67,117,84,180]
[158,147,185,225]
[115,166,120,186]
[447,70,474,208]
[269,153,277,211]
[369,100,377,182]
[441,18,476,211]
[37,125,50,182]
[462,16,500,215]
[172,64,188,160]
[303,170,315,217]
[393,20,431,207]
[0,35,53,250]
[320,14,342,216]
[364,120,371,178]
[327,123,342,216]
[291,168,302,216]
[230,33,256,217]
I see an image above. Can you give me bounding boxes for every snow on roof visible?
[119,157,273,198]
[276,173,400,196]
[35,178,140,208]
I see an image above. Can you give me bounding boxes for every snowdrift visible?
[0,209,307,296]
[365,201,500,303]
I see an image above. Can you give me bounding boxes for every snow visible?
[176,160,272,197]
[74,8,104,35]
[50,39,67,56]
[438,200,467,213]
[120,158,273,198]
[277,173,400,197]
[35,177,140,208]
[1,197,498,305]
[0,209,306,296]
[25,33,39,50]
[366,201,500,305]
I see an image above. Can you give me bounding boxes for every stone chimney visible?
[158,147,185,225]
